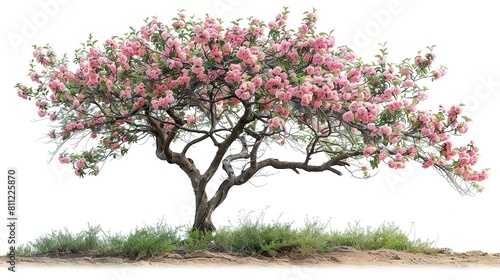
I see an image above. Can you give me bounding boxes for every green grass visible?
[329,221,438,253]
[16,224,101,256]
[209,214,333,257]
[14,214,439,260]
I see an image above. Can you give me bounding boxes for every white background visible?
[1,0,499,279]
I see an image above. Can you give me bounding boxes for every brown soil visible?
[2,247,500,267]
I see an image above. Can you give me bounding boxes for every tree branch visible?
[146,116,168,161]
[202,104,255,182]
[234,151,362,185]
[182,134,212,156]
[222,136,250,179]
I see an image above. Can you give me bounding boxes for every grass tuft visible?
[100,219,180,260]
[13,213,440,259]
[329,221,439,254]
[17,224,101,256]
[212,212,297,256]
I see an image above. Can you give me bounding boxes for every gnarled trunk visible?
[192,179,233,232]
[193,187,216,232]
[193,203,216,232]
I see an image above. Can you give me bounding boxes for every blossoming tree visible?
[17,8,488,231]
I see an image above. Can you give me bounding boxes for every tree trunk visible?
[192,179,233,232]
[193,190,216,232]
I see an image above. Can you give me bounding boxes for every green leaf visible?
[462,115,473,122]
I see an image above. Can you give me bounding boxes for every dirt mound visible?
[2,247,500,267]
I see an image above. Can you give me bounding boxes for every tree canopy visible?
[16,8,488,229]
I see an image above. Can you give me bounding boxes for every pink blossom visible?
[224,67,242,83]
[17,90,28,99]
[394,153,403,161]
[421,127,433,136]
[355,107,369,122]
[407,146,417,158]
[306,66,315,75]
[66,122,77,131]
[349,101,360,111]
[394,161,405,169]
[59,156,71,164]
[414,56,422,67]
[118,54,128,64]
[186,116,200,124]
[268,116,285,130]
[454,166,464,175]
[134,83,147,97]
[275,105,289,118]
[378,149,388,162]
[378,125,392,136]
[317,124,329,136]
[422,158,434,168]
[153,91,174,109]
[417,91,427,101]
[449,105,462,115]
[433,69,447,80]
[457,123,468,134]
[403,80,414,88]
[342,111,354,122]
[429,133,440,143]
[75,158,86,169]
[312,54,324,65]
[301,93,313,106]
[400,66,412,77]
[405,103,416,112]
[35,100,47,107]
[395,147,406,155]
[343,52,355,61]
[363,146,376,156]
[106,80,113,89]
[133,97,146,110]
[120,86,132,98]
[251,76,263,87]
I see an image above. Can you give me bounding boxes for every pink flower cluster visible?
[151,90,174,109]
[224,64,243,83]
[66,122,84,131]
[452,142,487,181]
[236,47,262,66]
[344,101,379,124]
[59,155,71,164]
[363,145,376,156]
[268,117,285,131]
